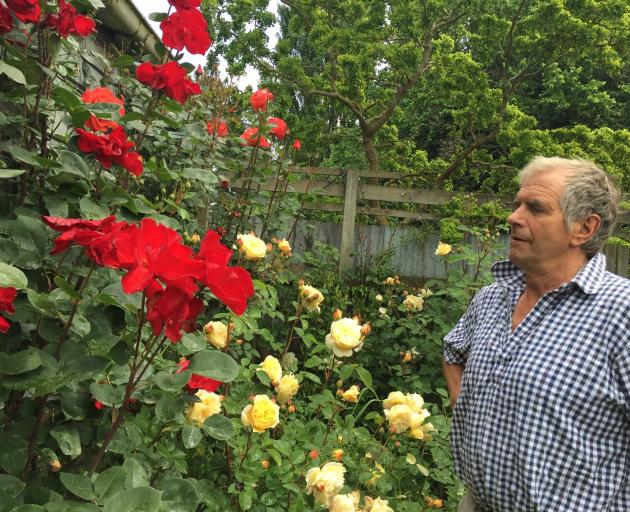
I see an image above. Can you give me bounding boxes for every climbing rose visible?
[0,4,13,33]
[240,127,270,148]
[76,126,143,176]
[160,8,211,55]
[135,61,201,104]
[5,0,40,23]
[0,287,17,333]
[267,117,288,139]
[46,0,95,37]
[207,119,229,137]
[249,88,274,112]
[81,87,125,132]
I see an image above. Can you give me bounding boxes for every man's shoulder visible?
[597,271,630,304]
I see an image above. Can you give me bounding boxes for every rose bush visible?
[0,2,510,510]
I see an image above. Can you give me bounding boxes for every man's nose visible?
[507,205,522,226]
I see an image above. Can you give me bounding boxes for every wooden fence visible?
[229,167,630,278]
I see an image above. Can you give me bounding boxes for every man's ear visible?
[570,213,601,248]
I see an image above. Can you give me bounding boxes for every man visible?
[443,157,629,511]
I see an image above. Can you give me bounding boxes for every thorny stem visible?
[239,430,253,469]
[283,301,303,358]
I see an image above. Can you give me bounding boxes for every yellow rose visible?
[305,461,346,507]
[203,321,228,349]
[275,373,299,403]
[237,233,268,260]
[342,385,360,403]
[410,421,435,441]
[419,287,433,299]
[403,294,424,312]
[329,493,358,512]
[365,497,394,512]
[277,239,292,256]
[299,284,324,313]
[241,395,280,432]
[435,241,452,256]
[404,393,426,413]
[385,403,423,433]
[384,277,395,285]
[325,317,363,358]
[260,355,283,385]
[375,294,383,302]
[383,391,406,410]
[187,390,222,425]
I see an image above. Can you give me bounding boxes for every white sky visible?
[131,0,279,90]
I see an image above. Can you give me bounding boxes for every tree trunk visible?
[361,134,389,226]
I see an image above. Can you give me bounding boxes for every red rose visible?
[160,8,212,55]
[145,285,203,342]
[81,87,125,132]
[249,88,274,112]
[196,230,254,315]
[76,126,143,176]
[0,287,17,334]
[207,119,229,137]
[5,0,40,23]
[94,399,105,410]
[177,358,222,393]
[46,0,95,37]
[167,0,201,9]
[292,138,301,150]
[267,117,288,139]
[0,4,13,33]
[240,127,270,148]
[135,61,201,105]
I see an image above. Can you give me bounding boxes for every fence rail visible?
[228,166,629,277]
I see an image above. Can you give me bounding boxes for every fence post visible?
[339,168,360,274]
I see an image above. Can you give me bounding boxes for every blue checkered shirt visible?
[444,253,630,511]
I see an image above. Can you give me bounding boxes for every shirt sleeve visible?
[614,341,630,417]
[443,290,483,365]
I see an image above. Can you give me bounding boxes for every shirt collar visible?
[491,253,607,295]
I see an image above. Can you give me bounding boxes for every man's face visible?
[507,169,574,272]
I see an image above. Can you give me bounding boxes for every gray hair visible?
[519,156,620,257]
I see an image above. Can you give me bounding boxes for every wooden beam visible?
[339,169,360,274]
[302,203,440,220]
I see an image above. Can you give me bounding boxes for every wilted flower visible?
[204,321,228,349]
[365,496,394,512]
[435,242,452,256]
[366,462,385,486]
[275,373,299,403]
[299,283,324,313]
[410,422,435,441]
[260,355,283,384]
[332,449,344,461]
[329,493,358,512]
[237,233,268,260]
[403,294,424,312]
[241,395,280,432]
[260,460,270,470]
[342,385,360,403]
[305,462,346,506]
[186,390,222,425]
[325,317,364,358]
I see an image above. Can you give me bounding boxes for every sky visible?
[131,0,278,90]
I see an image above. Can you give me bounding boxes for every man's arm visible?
[443,360,464,408]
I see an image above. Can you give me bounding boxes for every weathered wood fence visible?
[230,167,630,278]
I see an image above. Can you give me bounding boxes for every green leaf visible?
[59,151,90,179]
[60,391,91,420]
[181,425,202,449]
[50,424,82,458]
[0,261,27,288]
[177,332,206,356]
[94,466,127,501]
[182,168,217,184]
[0,60,26,84]
[59,473,94,501]
[154,371,190,392]
[0,474,26,498]
[148,12,168,22]
[266,448,282,466]
[90,382,124,408]
[54,276,80,299]
[189,351,239,382]
[155,395,184,422]
[0,169,26,178]
[238,492,252,511]
[111,55,135,68]
[0,239,19,265]
[0,348,43,375]
[44,500,100,512]
[17,215,49,258]
[203,414,233,441]
[79,197,110,219]
[156,478,198,512]
[123,458,149,489]
[103,487,162,512]
[355,367,373,388]
[304,355,323,368]
[0,435,28,475]
[53,86,82,110]
[11,506,45,512]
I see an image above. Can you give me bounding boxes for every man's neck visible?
[523,253,588,299]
